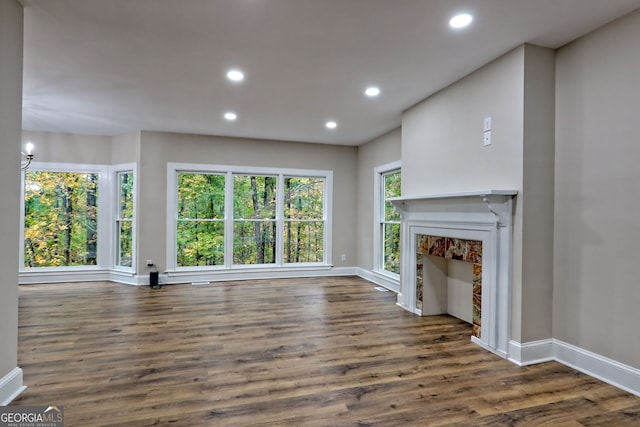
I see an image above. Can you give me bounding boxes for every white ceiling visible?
[20,0,640,146]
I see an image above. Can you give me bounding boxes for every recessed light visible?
[449,13,473,29]
[365,87,380,97]
[226,69,244,82]
[224,112,237,121]
[325,121,337,129]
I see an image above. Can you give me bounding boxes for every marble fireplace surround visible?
[390,190,517,359]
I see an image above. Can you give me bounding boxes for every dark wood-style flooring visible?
[12,277,640,426]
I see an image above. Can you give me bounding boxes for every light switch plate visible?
[484,117,492,132]
[483,130,492,146]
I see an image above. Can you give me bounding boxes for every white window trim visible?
[373,160,401,280]
[112,163,137,273]
[20,162,111,273]
[166,163,333,272]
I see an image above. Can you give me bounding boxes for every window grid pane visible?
[117,219,133,267]
[118,172,134,219]
[178,173,225,220]
[284,220,324,263]
[233,175,277,219]
[233,220,277,265]
[177,220,225,267]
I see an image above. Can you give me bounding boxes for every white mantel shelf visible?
[388,189,518,203]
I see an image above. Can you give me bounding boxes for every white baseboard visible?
[19,269,111,284]
[19,267,359,286]
[507,339,640,397]
[0,367,26,405]
[554,339,640,398]
[356,268,400,293]
[139,266,359,286]
[508,339,555,366]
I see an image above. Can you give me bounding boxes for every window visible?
[23,169,100,268]
[284,177,324,263]
[381,170,401,274]
[176,173,226,267]
[374,162,401,277]
[169,164,332,270]
[115,171,134,268]
[233,174,277,265]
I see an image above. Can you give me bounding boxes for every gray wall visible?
[554,10,640,368]
[22,130,112,164]
[521,45,556,342]
[137,131,358,274]
[0,0,22,384]
[111,131,140,165]
[356,128,401,270]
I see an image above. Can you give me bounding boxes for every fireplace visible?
[390,190,516,358]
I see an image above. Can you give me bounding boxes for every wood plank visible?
[12,277,640,426]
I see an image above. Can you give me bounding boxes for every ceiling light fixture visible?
[325,121,337,129]
[449,13,473,29]
[224,112,237,121]
[226,69,244,82]
[21,141,34,170]
[365,87,381,97]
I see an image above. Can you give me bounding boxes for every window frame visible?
[373,161,402,279]
[166,163,333,272]
[112,163,136,272]
[20,162,111,272]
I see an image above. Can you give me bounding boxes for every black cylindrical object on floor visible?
[150,271,159,288]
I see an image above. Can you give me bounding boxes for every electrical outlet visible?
[341,254,346,261]
[146,259,154,266]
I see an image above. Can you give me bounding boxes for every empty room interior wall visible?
[22,130,112,164]
[554,9,640,369]
[136,131,359,275]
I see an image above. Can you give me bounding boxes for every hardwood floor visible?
[13,277,640,426]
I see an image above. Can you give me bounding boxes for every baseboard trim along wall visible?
[19,267,360,286]
[356,268,400,293]
[128,266,360,286]
[508,339,640,397]
[0,367,26,406]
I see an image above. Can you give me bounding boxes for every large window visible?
[169,165,332,270]
[23,170,99,267]
[374,162,401,277]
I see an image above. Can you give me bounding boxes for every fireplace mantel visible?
[390,190,517,228]
[389,189,517,202]
[390,189,517,359]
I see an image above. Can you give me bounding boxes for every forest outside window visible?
[23,170,100,268]
[170,165,332,270]
[381,170,401,274]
